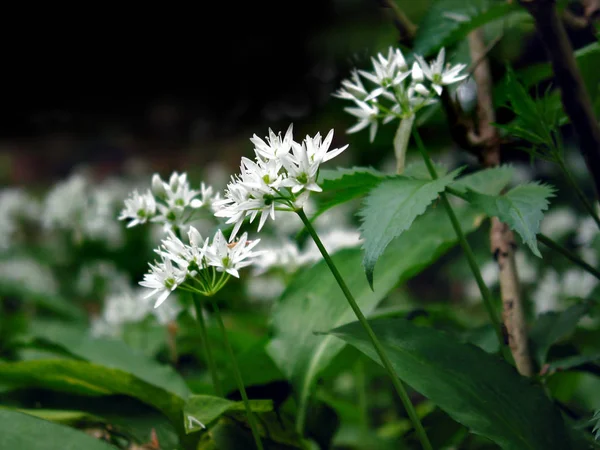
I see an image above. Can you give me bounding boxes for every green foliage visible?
[24,320,190,399]
[358,168,463,287]
[267,205,483,427]
[315,167,385,218]
[593,409,600,441]
[451,165,514,196]
[530,303,591,366]
[0,360,185,422]
[413,0,521,57]
[327,317,571,450]
[466,182,555,257]
[183,395,272,434]
[0,409,116,450]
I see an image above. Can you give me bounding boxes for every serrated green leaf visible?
[466,182,555,256]
[183,395,273,434]
[26,320,190,399]
[314,167,385,218]
[413,0,521,57]
[267,205,484,428]
[359,168,463,287]
[327,318,571,450]
[0,409,116,450]
[451,166,514,196]
[530,303,591,366]
[402,160,449,180]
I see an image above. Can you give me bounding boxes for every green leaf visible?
[452,166,514,196]
[0,360,185,422]
[328,318,571,450]
[183,395,273,434]
[0,409,116,450]
[359,168,463,287]
[466,182,555,257]
[593,409,600,441]
[314,167,385,218]
[267,205,484,423]
[27,320,190,399]
[547,352,600,372]
[402,160,449,180]
[413,0,521,57]
[530,303,591,366]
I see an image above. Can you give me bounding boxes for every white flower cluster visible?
[119,172,220,233]
[214,125,348,240]
[140,227,261,307]
[0,188,39,250]
[0,257,59,297]
[335,47,467,142]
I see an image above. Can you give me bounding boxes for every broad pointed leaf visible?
[0,360,185,423]
[0,409,116,450]
[359,168,463,287]
[267,205,484,422]
[530,303,591,366]
[413,0,522,57]
[466,182,555,256]
[314,167,384,218]
[183,395,273,434]
[328,318,571,450]
[26,320,190,399]
[451,166,514,196]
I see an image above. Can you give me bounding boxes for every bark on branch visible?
[520,0,600,199]
[468,28,534,377]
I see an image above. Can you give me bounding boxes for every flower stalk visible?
[297,208,433,450]
[211,299,264,450]
[191,294,223,397]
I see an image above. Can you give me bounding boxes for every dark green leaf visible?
[359,168,463,287]
[0,360,185,422]
[267,205,484,421]
[0,409,116,450]
[328,318,571,450]
[314,167,385,218]
[530,303,591,366]
[451,166,514,196]
[27,320,190,399]
[413,0,522,57]
[548,352,600,372]
[183,395,272,434]
[593,409,600,441]
[466,182,555,256]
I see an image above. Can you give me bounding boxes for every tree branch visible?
[520,0,600,199]
[468,28,534,377]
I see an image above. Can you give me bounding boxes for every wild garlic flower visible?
[119,171,220,234]
[139,226,261,306]
[214,125,348,240]
[335,46,468,142]
[0,188,40,250]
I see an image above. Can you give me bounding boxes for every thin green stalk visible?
[412,129,505,350]
[557,157,600,230]
[538,233,600,281]
[211,300,264,450]
[297,209,433,450]
[191,295,223,397]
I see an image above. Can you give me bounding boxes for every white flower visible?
[43,174,88,230]
[119,189,157,228]
[333,69,369,101]
[205,230,261,278]
[540,207,577,240]
[414,48,468,95]
[344,100,379,142]
[250,124,294,161]
[562,269,598,299]
[360,47,411,101]
[190,182,220,210]
[532,270,561,315]
[139,256,186,308]
[0,188,40,250]
[0,257,58,296]
[576,214,599,247]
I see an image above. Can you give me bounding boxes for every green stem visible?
[296,209,433,450]
[538,233,600,281]
[412,129,505,350]
[191,295,223,397]
[557,157,600,230]
[211,300,264,450]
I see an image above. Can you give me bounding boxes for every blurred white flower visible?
[0,257,59,296]
[344,100,379,143]
[0,188,40,250]
[75,261,130,298]
[562,269,598,300]
[532,270,561,315]
[43,174,88,230]
[540,207,577,240]
[576,209,600,247]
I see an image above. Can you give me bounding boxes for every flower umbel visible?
[214,126,348,239]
